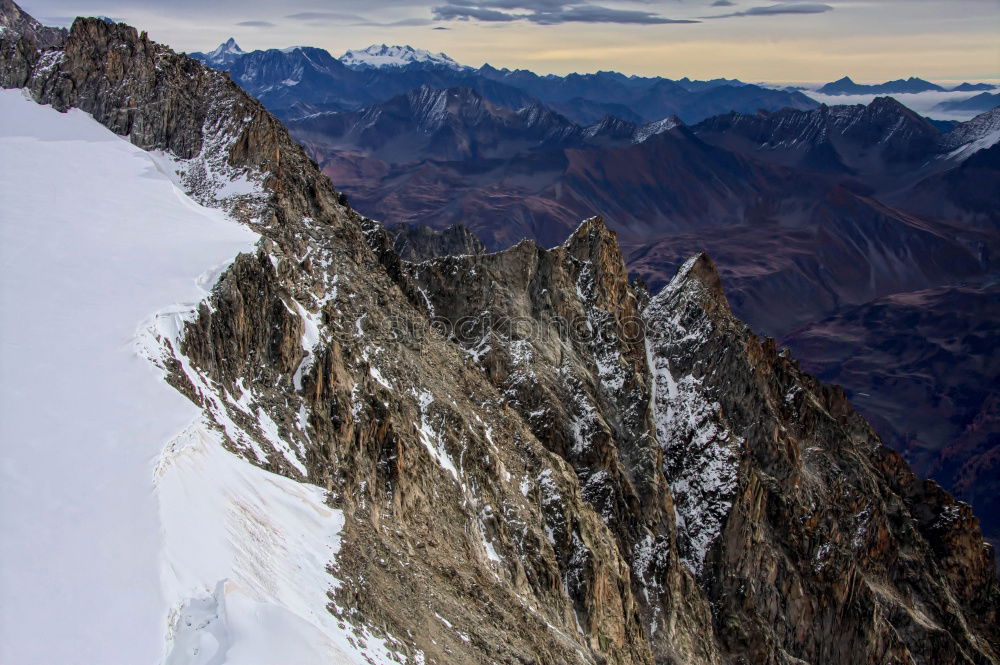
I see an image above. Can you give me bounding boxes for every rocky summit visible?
[1,3,998,664]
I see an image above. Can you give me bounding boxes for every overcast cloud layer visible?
[19,0,1000,81]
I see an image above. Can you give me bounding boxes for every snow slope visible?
[940,107,1000,161]
[0,87,257,664]
[154,423,399,665]
[0,89,399,665]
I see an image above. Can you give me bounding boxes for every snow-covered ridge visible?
[0,88,255,664]
[939,106,1000,161]
[0,88,402,665]
[340,43,466,70]
[635,116,681,143]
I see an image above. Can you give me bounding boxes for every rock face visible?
[783,284,1000,561]
[383,222,487,261]
[0,0,65,48]
[396,220,1000,664]
[2,5,998,664]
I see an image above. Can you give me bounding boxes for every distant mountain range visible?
[815,75,995,95]
[190,40,997,126]
[289,85,680,164]
[288,86,999,332]
[953,82,997,92]
[290,89,997,275]
[189,39,817,125]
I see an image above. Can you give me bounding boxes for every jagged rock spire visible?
[648,252,731,319]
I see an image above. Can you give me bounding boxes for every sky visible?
[20,0,1000,82]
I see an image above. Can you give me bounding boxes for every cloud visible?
[711,0,736,5]
[434,5,520,21]
[236,20,275,28]
[433,1,698,24]
[535,5,699,24]
[370,17,437,26]
[286,11,368,22]
[286,10,433,27]
[703,2,833,18]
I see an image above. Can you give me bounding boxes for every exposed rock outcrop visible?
[398,218,1000,664]
[0,0,65,48]
[386,222,487,261]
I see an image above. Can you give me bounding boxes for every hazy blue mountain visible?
[936,92,1000,113]
[476,63,816,123]
[952,82,996,92]
[817,75,945,95]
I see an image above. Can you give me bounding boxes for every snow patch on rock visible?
[643,257,741,576]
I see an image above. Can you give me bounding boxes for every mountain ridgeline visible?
[188,38,818,126]
[288,84,998,327]
[814,75,996,96]
[2,4,999,665]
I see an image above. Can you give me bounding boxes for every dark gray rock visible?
[386,222,486,261]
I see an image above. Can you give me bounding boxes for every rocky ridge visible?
[382,221,487,261]
[783,283,1000,559]
[2,5,998,664]
[0,0,64,48]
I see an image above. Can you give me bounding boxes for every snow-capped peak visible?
[197,37,245,66]
[340,44,466,70]
[210,37,243,58]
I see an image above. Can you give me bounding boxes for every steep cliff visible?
[1,5,997,664]
[397,219,999,664]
